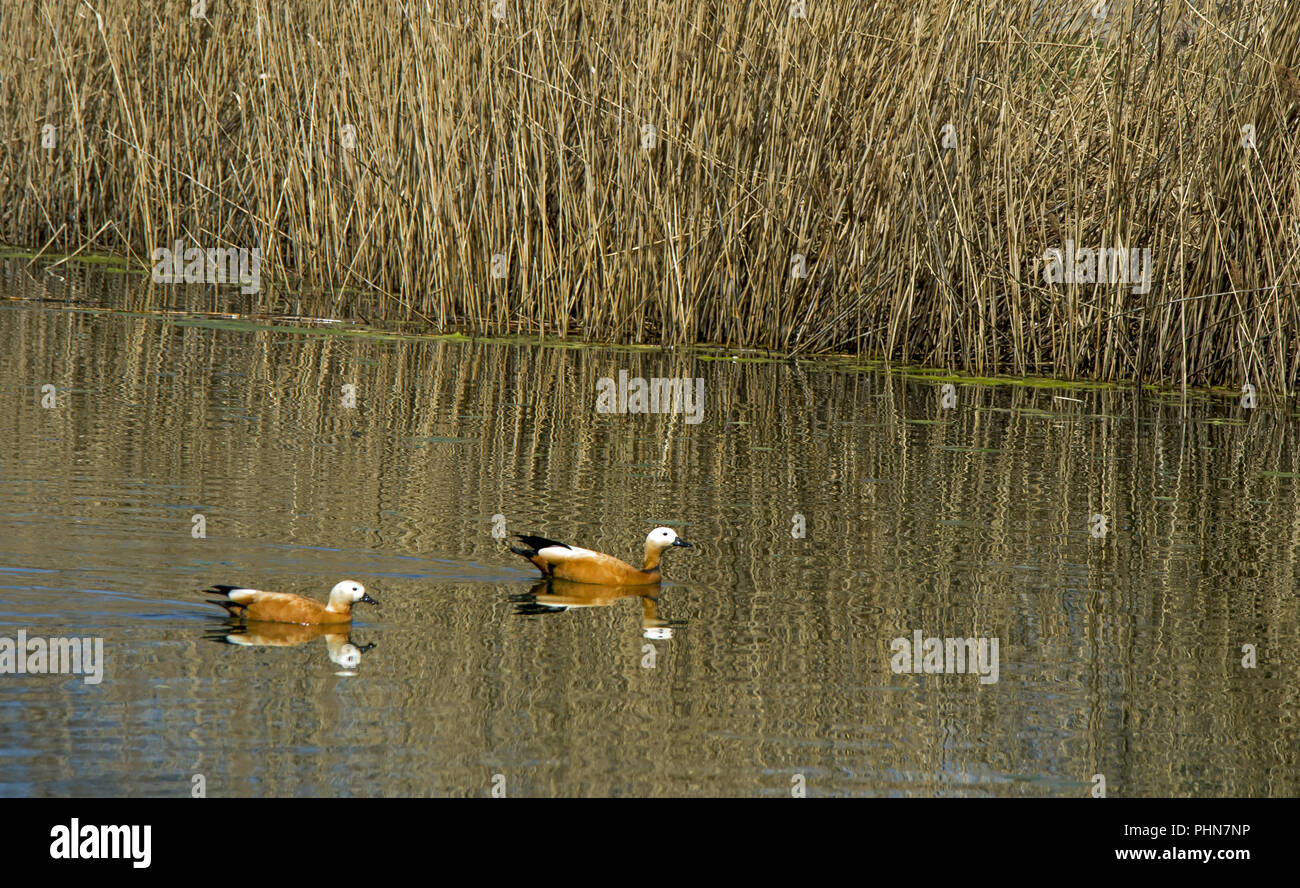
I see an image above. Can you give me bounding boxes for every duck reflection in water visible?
[511,579,684,639]
[205,621,376,674]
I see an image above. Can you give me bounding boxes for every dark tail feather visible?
[508,534,569,577]
[203,585,247,617]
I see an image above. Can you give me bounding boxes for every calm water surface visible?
[1,264,1297,796]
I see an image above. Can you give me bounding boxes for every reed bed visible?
[2,1,1298,390]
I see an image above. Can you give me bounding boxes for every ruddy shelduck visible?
[509,527,692,585]
[205,580,377,625]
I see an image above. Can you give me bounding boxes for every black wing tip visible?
[511,534,571,552]
[205,584,242,597]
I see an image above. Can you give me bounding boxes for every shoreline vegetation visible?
[3,2,1299,390]
[2,249,1275,403]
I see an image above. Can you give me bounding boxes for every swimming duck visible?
[204,580,377,625]
[509,527,692,585]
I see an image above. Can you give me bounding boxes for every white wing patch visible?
[536,545,603,564]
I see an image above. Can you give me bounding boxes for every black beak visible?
[672,538,692,548]
[361,593,379,606]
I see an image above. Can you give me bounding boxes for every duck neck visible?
[642,544,665,572]
[325,596,351,614]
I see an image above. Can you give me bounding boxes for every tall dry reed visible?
[2,1,1298,391]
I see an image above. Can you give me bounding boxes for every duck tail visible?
[203,584,247,617]
[508,534,569,577]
